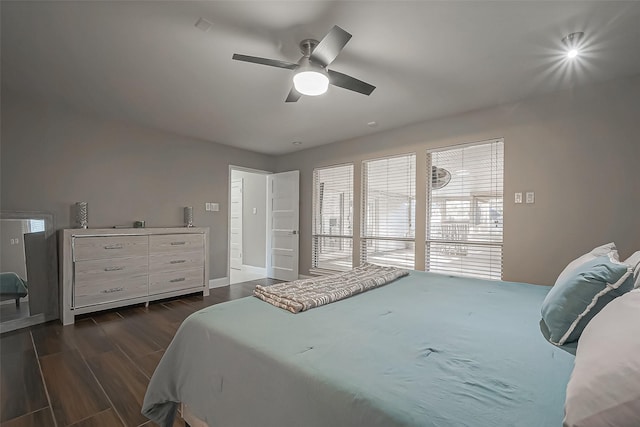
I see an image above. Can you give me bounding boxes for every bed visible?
[142,270,574,427]
[0,272,28,307]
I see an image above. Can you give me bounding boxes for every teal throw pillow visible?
[541,254,634,346]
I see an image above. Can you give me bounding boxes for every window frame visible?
[311,163,355,273]
[426,139,504,280]
[360,152,417,269]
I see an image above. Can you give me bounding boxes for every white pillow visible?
[564,289,640,427]
[555,242,618,287]
[623,251,640,289]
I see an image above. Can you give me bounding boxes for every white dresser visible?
[60,228,209,325]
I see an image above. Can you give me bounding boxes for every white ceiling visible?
[2,1,640,155]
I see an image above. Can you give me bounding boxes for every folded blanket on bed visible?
[254,263,409,313]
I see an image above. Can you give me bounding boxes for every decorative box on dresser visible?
[60,227,209,325]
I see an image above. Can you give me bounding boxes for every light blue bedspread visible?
[143,271,574,427]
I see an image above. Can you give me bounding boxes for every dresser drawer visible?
[149,234,204,255]
[74,235,148,261]
[74,274,148,308]
[149,250,204,274]
[74,256,148,287]
[149,268,204,295]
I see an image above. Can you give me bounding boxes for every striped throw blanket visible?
[254,263,409,313]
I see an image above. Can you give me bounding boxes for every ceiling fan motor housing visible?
[299,39,319,57]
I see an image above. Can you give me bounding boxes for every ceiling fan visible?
[232,25,376,102]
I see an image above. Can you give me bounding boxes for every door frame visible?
[227,165,271,284]
[229,175,243,271]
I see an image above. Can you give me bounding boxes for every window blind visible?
[312,164,354,272]
[426,139,504,280]
[361,154,416,269]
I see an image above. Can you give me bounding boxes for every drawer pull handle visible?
[170,241,186,246]
[169,277,186,283]
[101,287,124,294]
[170,260,186,264]
[104,266,124,272]
[104,244,124,250]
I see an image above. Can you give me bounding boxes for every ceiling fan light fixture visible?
[231,26,375,102]
[293,70,329,96]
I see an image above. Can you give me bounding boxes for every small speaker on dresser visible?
[184,206,193,228]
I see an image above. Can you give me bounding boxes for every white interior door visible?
[230,177,243,271]
[267,170,299,281]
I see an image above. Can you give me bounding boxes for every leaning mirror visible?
[0,211,58,333]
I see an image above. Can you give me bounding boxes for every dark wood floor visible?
[0,300,30,323]
[0,279,281,427]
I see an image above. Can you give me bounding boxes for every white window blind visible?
[361,154,416,269]
[426,139,504,280]
[312,164,354,272]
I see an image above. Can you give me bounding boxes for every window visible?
[29,219,46,233]
[426,139,504,279]
[361,154,416,269]
[312,164,354,271]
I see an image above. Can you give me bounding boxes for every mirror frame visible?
[0,210,59,334]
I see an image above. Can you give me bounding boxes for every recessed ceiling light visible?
[292,141,302,146]
[367,121,378,127]
[562,32,584,59]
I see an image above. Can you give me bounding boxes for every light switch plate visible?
[205,203,211,211]
[515,192,523,204]
[526,192,535,204]
[211,203,219,212]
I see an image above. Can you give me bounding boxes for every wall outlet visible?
[252,207,257,215]
[515,192,523,204]
[211,203,219,212]
[526,192,535,204]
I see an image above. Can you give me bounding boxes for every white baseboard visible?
[209,277,229,289]
[242,265,267,275]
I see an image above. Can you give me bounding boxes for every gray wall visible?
[276,75,640,286]
[3,76,639,286]
[233,169,267,268]
[1,93,275,280]
[0,220,28,279]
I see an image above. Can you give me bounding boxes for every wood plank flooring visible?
[0,279,280,426]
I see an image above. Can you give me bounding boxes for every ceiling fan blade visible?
[232,54,298,70]
[310,25,352,67]
[285,87,302,103]
[327,70,375,96]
